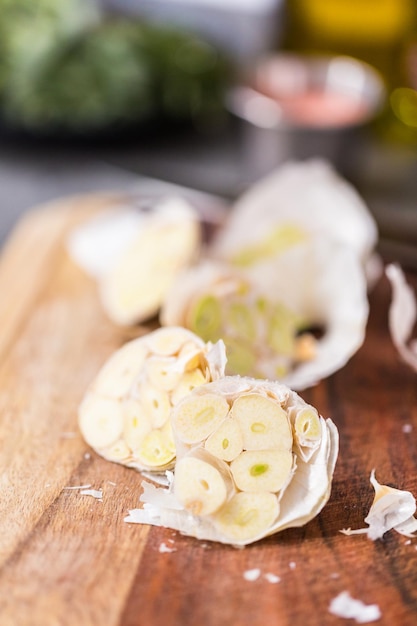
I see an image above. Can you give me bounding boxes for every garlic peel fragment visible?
[125,376,338,546]
[340,470,417,540]
[386,263,417,372]
[78,327,226,473]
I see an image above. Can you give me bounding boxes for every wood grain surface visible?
[0,194,417,626]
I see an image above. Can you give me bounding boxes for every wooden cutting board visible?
[0,194,417,626]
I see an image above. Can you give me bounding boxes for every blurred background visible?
[0,0,417,262]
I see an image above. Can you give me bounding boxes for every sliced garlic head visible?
[68,196,201,326]
[161,244,368,390]
[161,260,315,383]
[78,327,226,473]
[131,376,339,546]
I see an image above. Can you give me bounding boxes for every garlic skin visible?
[386,263,417,373]
[125,376,339,546]
[78,327,226,473]
[161,239,368,390]
[67,196,201,325]
[328,591,381,623]
[341,470,417,540]
[210,159,378,271]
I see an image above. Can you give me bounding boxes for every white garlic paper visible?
[340,470,417,540]
[386,263,417,372]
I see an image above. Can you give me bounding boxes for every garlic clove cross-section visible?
[127,376,339,546]
[78,327,226,474]
[68,196,201,326]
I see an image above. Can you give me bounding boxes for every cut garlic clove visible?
[145,326,201,357]
[212,491,280,543]
[79,393,124,450]
[294,407,322,448]
[187,294,223,342]
[101,209,200,325]
[177,342,204,371]
[123,399,152,451]
[91,338,148,399]
[135,428,176,469]
[205,418,243,462]
[145,356,183,392]
[78,326,226,473]
[230,449,293,493]
[170,368,208,405]
[103,438,131,462]
[225,302,256,341]
[174,450,233,516]
[136,383,171,430]
[223,337,257,377]
[68,198,201,326]
[231,393,292,451]
[172,392,230,444]
[266,304,299,357]
[230,224,308,267]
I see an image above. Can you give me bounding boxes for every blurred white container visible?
[102,0,285,64]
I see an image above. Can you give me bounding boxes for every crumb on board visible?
[243,568,261,582]
[80,488,103,500]
[328,591,381,623]
[264,573,281,584]
[159,542,177,553]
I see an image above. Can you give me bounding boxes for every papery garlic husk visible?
[125,376,339,546]
[161,237,368,390]
[385,263,417,372]
[341,469,417,540]
[78,327,226,473]
[67,196,201,325]
[210,159,378,274]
